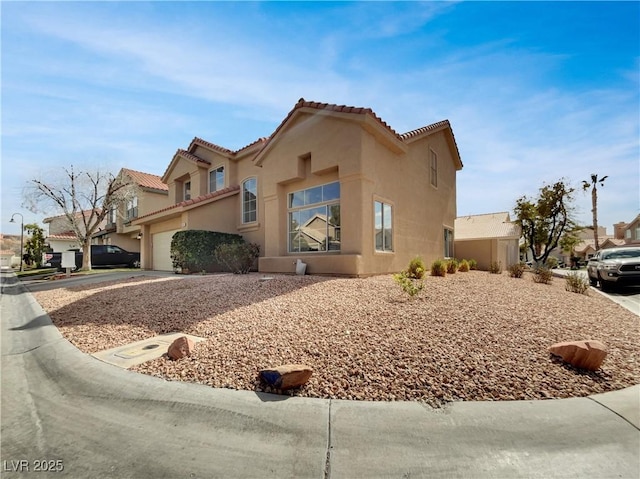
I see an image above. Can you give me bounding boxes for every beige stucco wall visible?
[257,113,459,276]
[455,239,494,271]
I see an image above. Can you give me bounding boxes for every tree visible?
[23,223,48,268]
[582,174,608,251]
[559,225,584,269]
[514,180,576,266]
[23,166,135,270]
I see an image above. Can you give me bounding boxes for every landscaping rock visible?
[259,364,313,390]
[549,340,607,371]
[168,336,195,360]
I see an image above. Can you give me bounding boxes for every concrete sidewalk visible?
[1,270,639,478]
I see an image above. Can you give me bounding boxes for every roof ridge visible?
[400,120,451,140]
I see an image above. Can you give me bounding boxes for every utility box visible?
[61,251,76,269]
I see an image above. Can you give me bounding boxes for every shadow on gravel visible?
[27,273,333,335]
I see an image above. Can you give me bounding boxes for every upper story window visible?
[108,205,117,226]
[184,181,191,201]
[289,181,340,253]
[126,196,138,220]
[430,150,438,188]
[444,228,454,258]
[209,166,225,193]
[242,178,257,223]
[374,201,393,252]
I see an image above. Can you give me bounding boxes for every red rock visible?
[259,364,313,390]
[549,340,607,371]
[168,336,195,360]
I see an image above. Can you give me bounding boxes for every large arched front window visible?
[242,178,257,223]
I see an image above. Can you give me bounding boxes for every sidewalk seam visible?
[587,396,639,431]
[324,398,332,479]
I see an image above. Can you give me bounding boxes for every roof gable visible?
[161,149,211,183]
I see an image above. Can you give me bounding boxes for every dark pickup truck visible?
[44,245,141,270]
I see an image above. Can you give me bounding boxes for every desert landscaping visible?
[32,271,639,408]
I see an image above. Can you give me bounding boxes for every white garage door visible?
[152,230,179,271]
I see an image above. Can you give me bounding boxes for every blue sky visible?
[2,1,638,237]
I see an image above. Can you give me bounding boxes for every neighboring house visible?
[454,212,520,271]
[43,211,103,252]
[92,168,170,252]
[133,98,463,276]
[614,214,640,245]
[0,250,16,268]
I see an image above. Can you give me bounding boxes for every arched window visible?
[242,178,257,223]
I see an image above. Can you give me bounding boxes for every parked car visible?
[587,246,640,291]
[44,245,141,270]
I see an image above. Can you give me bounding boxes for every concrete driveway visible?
[1,270,639,478]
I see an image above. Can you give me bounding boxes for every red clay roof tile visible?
[121,168,168,192]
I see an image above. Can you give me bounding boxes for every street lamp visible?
[9,213,24,272]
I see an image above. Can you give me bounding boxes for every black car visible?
[587,246,640,291]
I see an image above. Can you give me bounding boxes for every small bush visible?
[533,266,553,284]
[446,258,458,274]
[407,256,426,279]
[214,242,260,274]
[488,261,502,274]
[546,257,559,269]
[431,259,447,277]
[565,272,589,295]
[458,259,470,272]
[468,259,478,270]
[393,270,424,298]
[508,262,526,278]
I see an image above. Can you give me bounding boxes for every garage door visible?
[152,230,179,271]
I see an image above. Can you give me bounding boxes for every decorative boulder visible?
[259,364,313,390]
[549,340,607,371]
[168,336,196,360]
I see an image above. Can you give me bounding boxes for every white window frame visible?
[209,165,225,193]
[126,196,138,220]
[374,200,393,252]
[288,181,341,253]
[242,177,258,224]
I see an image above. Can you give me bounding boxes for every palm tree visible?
[582,174,608,251]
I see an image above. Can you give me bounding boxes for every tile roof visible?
[188,137,234,155]
[46,232,79,240]
[122,168,168,192]
[0,250,16,256]
[175,148,211,166]
[134,185,241,222]
[455,212,521,240]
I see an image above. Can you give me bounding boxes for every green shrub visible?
[446,258,458,274]
[468,259,478,270]
[214,242,260,274]
[533,266,553,284]
[565,272,589,295]
[488,261,502,274]
[431,259,447,277]
[508,262,526,278]
[393,270,424,298]
[407,256,426,279]
[458,259,470,272]
[170,230,244,272]
[546,257,559,269]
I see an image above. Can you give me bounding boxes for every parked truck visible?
[43,245,141,270]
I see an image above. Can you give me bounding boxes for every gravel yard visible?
[32,271,639,407]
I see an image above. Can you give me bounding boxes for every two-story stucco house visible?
[93,168,170,251]
[133,99,463,276]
